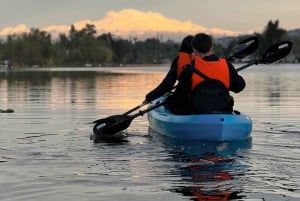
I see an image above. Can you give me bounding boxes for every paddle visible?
[92,40,292,141]
[92,36,259,126]
[236,40,293,71]
[91,36,260,141]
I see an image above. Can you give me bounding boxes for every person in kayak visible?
[166,33,246,114]
[143,35,194,104]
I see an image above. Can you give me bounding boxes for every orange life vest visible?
[191,56,230,90]
[177,52,193,79]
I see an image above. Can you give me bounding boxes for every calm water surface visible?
[0,64,299,201]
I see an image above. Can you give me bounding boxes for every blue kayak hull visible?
[147,104,252,141]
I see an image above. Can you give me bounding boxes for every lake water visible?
[0,64,299,201]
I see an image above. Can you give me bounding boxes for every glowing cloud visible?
[0,24,29,36]
[0,9,241,40]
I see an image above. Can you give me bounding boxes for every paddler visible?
[166,33,246,114]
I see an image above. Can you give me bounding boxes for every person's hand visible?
[142,99,149,104]
[179,35,194,53]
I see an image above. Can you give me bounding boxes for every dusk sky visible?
[0,0,299,37]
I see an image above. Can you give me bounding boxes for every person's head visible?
[192,33,213,56]
[179,35,194,53]
[182,35,194,47]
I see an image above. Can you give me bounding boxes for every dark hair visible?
[192,33,212,53]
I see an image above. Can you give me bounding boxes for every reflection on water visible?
[151,130,252,200]
[0,65,300,201]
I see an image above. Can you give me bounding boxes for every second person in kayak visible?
[143,35,194,104]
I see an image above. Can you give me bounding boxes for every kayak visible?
[147,99,252,141]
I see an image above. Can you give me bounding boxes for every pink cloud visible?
[0,9,242,40]
[0,24,29,36]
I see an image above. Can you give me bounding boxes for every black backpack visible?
[191,68,233,114]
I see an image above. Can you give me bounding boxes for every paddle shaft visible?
[236,60,258,72]
[125,60,259,121]
[93,40,292,138]
[123,102,147,115]
[130,101,166,119]
[92,102,147,124]
[92,36,259,124]
[123,40,293,122]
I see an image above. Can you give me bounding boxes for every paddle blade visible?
[261,41,293,64]
[92,115,133,141]
[229,36,259,59]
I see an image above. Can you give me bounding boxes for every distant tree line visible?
[0,20,298,67]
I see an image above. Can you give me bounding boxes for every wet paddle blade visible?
[261,41,293,64]
[228,36,259,60]
[92,115,134,141]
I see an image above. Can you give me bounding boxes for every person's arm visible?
[226,60,246,93]
[145,57,178,102]
[145,35,194,102]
